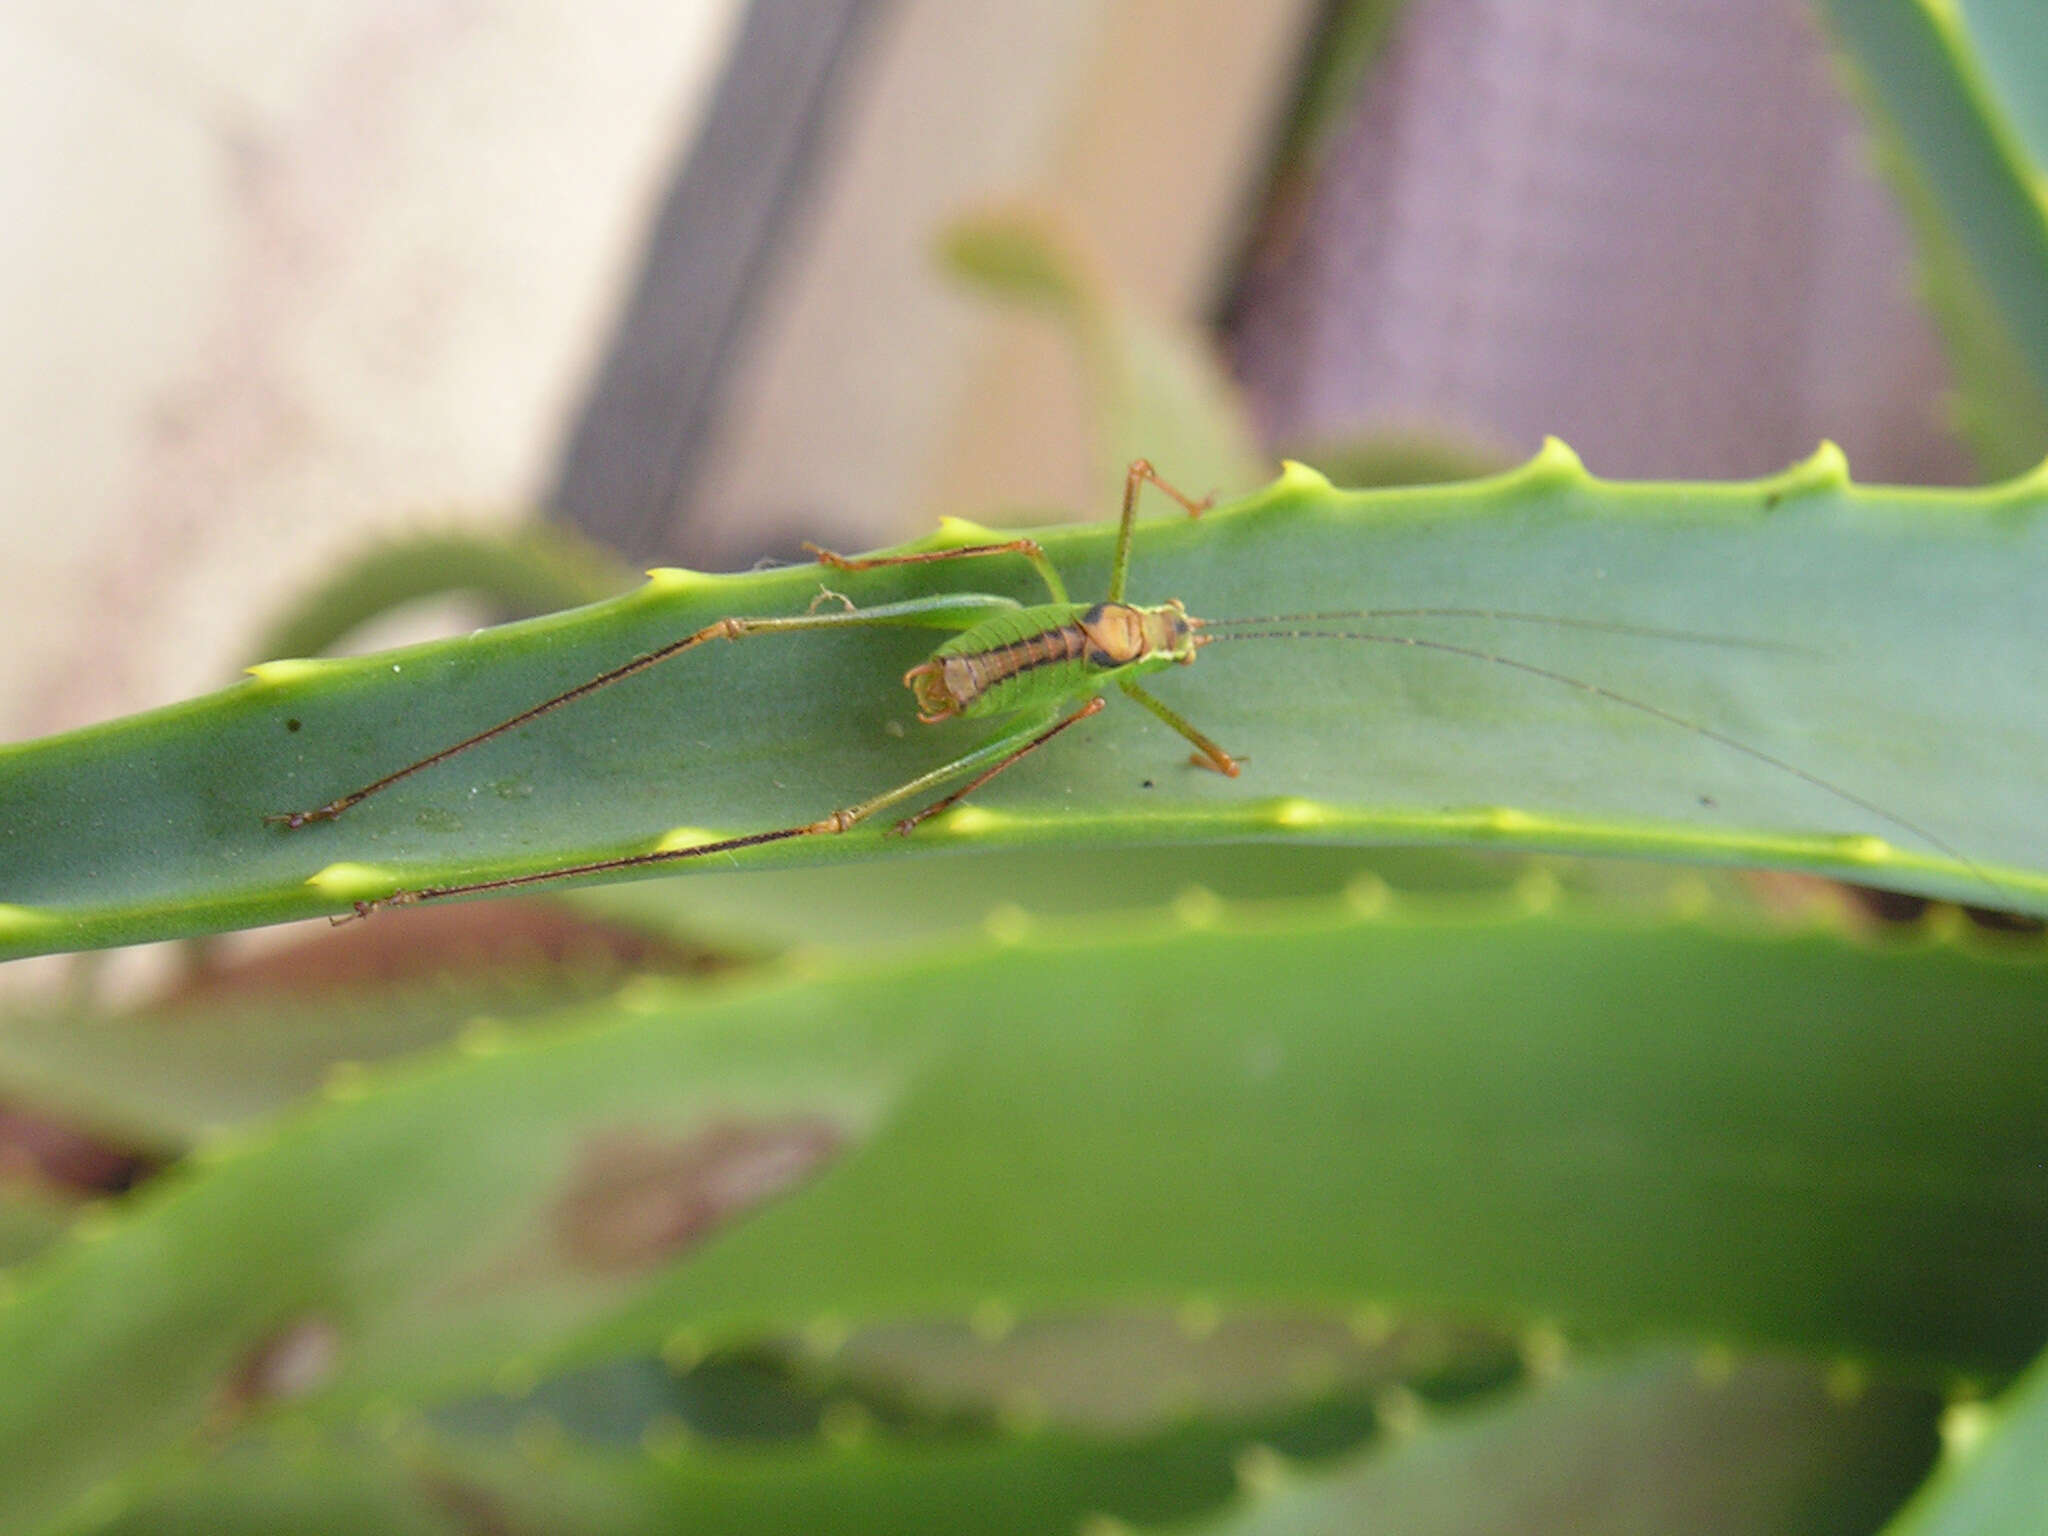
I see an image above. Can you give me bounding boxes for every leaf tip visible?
[937,203,1089,317]
[1521,1320,1570,1379]
[1913,0,1964,45]
[1171,884,1224,929]
[1693,1342,1737,1386]
[1513,865,1563,914]
[1373,1383,1427,1436]
[933,514,1001,545]
[1348,1304,1394,1345]
[1262,795,1329,830]
[1938,1398,1997,1464]
[644,566,710,593]
[457,1017,511,1057]
[303,862,401,898]
[1275,459,1332,494]
[969,1297,1018,1341]
[1823,1358,1869,1404]
[654,825,725,854]
[1664,873,1715,921]
[2009,446,2048,496]
[1832,832,1895,866]
[1234,1443,1294,1498]
[245,657,332,685]
[980,903,1033,945]
[927,803,1004,837]
[801,1313,851,1358]
[617,974,682,1014]
[1779,440,1851,494]
[1343,872,1393,918]
[1520,436,1587,486]
[1476,805,1544,837]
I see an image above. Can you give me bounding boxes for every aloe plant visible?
[3,5,2047,1533]
[5,445,2045,959]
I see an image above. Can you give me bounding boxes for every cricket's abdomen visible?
[903,601,1194,721]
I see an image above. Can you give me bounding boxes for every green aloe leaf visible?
[248,525,636,666]
[2,902,2043,1531]
[0,967,655,1151]
[1882,1344,2048,1536]
[3,445,2046,962]
[1183,1352,1937,1536]
[0,846,1520,1148]
[1816,0,2048,475]
[91,1393,1373,1536]
[1949,0,2048,171]
[0,1185,69,1268]
[940,206,1268,500]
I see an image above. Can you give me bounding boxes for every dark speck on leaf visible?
[286,718,302,733]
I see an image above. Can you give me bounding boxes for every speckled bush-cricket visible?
[271,460,1982,917]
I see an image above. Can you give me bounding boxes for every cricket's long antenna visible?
[1198,610,1811,653]
[1196,624,2004,904]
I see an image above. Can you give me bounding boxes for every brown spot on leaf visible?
[211,1315,342,1431]
[415,1473,521,1536]
[0,1105,158,1194]
[163,898,726,1003]
[556,1119,844,1274]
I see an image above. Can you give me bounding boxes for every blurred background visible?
[2,0,1971,756]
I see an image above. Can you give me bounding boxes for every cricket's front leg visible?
[803,537,1070,606]
[1118,679,1240,777]
[1105,459,1213,603]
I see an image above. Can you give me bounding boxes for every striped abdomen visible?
[904,601,1194,722]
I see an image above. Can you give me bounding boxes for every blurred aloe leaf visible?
[4,447,2046,961]
[95,1392,1374,1536]
[1277,427,1509,490]
[2,904,2043,1531]
[1817,1,2048,474]
[0,962,695,1152]
[250,525,636,666]
[1881,1344,2048,1536]
[941,205,1269,500]
[570,841,1535,956]
[830,1309,1512,1433]
[0,844,1530,1151]
[0,1184,69,1267]
[0,847,1514,1145]
[1951,0,2048,167]
[1185,1352,1937,1536]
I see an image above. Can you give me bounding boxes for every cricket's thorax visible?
[903,600,1195,721]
